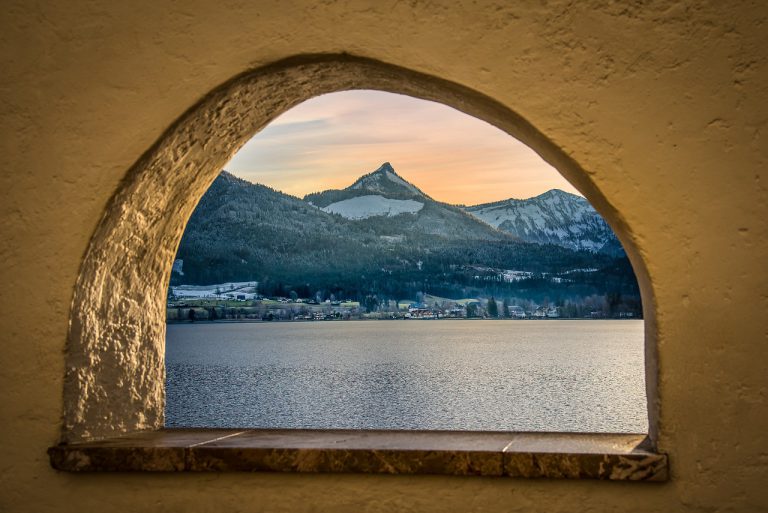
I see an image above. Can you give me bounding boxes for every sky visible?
[225,90,580,205]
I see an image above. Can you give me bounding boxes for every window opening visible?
[164,90,647,434]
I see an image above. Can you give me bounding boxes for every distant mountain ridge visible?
[305,162,621,256]
[304,163,510,241]
[171,163,639,308]
[464,189,623,256]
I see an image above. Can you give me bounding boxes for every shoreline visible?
[166,316,640,325]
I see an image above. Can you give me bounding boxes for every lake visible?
[165,320,648,433]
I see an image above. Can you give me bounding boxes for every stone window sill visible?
[49,429,667,480]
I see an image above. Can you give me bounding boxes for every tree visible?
[487,297,499,318]
[362,295,379,313]
[466,303,478,318]
[502,297,511,318]
[606,291,622,317]
[187,308,196,322]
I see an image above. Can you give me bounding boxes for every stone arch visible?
[63,54,658,444]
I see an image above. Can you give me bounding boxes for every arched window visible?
[53,56,665,480]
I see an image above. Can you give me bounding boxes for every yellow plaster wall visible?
[0,1,766,511]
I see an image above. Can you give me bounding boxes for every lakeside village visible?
[167,282,638,323]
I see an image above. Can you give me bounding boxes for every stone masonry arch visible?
[62,54,658,443]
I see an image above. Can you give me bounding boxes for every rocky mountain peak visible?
[533,188,583,204]
[536,188,573,198]
[373,162,395,174]
[348,162,426,198]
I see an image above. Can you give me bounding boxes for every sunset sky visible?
[225,90,580,205]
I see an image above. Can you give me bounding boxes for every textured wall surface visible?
[1,1,766,512]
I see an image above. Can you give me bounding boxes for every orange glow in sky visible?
[225,90,580,204]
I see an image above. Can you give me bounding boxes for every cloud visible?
[250,119,330,138]
[224,90,581,203]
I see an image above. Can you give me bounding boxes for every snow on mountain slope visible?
[306,163,508,239]
[322,194,424,220]
[465,189,622,254]
[348,162,426,197]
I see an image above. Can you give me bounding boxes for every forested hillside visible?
[172,166,641,314]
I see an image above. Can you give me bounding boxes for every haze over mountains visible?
[172,163,639,311]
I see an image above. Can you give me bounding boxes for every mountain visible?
[304,162,508,241]
[172,166,638,306]
[464,190,624,256]
[305,162,428,207]
[345,161,428,198]
[173,171,373,286]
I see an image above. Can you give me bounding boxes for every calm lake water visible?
[165,320,647,433]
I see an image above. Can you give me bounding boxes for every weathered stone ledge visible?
[48,429,668,481]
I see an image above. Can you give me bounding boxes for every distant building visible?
[445,307,465,318]
[406,308,438,319]
[509,306,526,319]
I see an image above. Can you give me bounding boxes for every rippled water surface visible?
[166,320,647,432]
